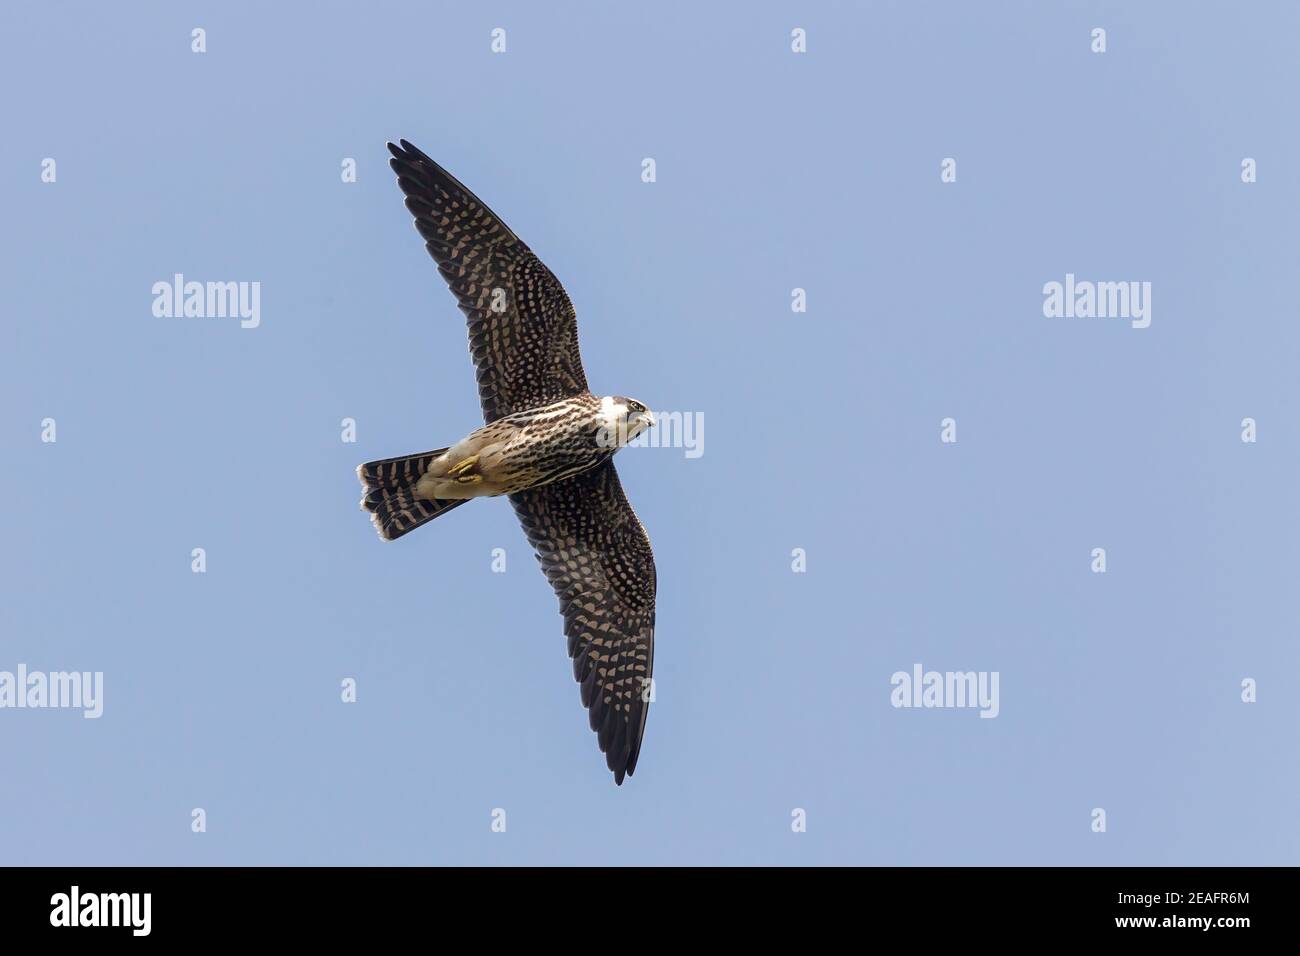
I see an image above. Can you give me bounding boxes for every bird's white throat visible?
[597,395,653,448]
[599,395,629,430]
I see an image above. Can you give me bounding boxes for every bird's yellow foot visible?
[448,454,479,477]
[454,473,483,485]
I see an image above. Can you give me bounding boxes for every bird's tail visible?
[357,448,468,541]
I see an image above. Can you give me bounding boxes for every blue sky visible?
[1,1,1296,865]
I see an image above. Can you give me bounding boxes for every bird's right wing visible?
[387,140,589,423]
[509,461,656,784]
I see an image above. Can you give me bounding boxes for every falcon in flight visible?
[358,140,657,785]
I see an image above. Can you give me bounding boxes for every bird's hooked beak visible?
[629,410,656,437]
[616,409,655,444]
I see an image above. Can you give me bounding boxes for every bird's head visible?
[599,396,656,448]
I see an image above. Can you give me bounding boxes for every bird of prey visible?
[358,140,658,785]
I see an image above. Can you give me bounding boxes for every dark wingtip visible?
[397,138,433,164]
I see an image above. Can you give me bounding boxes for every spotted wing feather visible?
[387,139,588,424]
[510,461,656,784]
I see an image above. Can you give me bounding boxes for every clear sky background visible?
[1,1,1296,865]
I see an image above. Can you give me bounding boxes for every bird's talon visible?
[448,454,479,477]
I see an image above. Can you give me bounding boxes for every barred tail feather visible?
[357,448,468,541]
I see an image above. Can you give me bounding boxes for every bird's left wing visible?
[387,139,589,423]
[509,461,656,784]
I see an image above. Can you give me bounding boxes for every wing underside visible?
[387,140,588,423]
[510,461,656,783]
